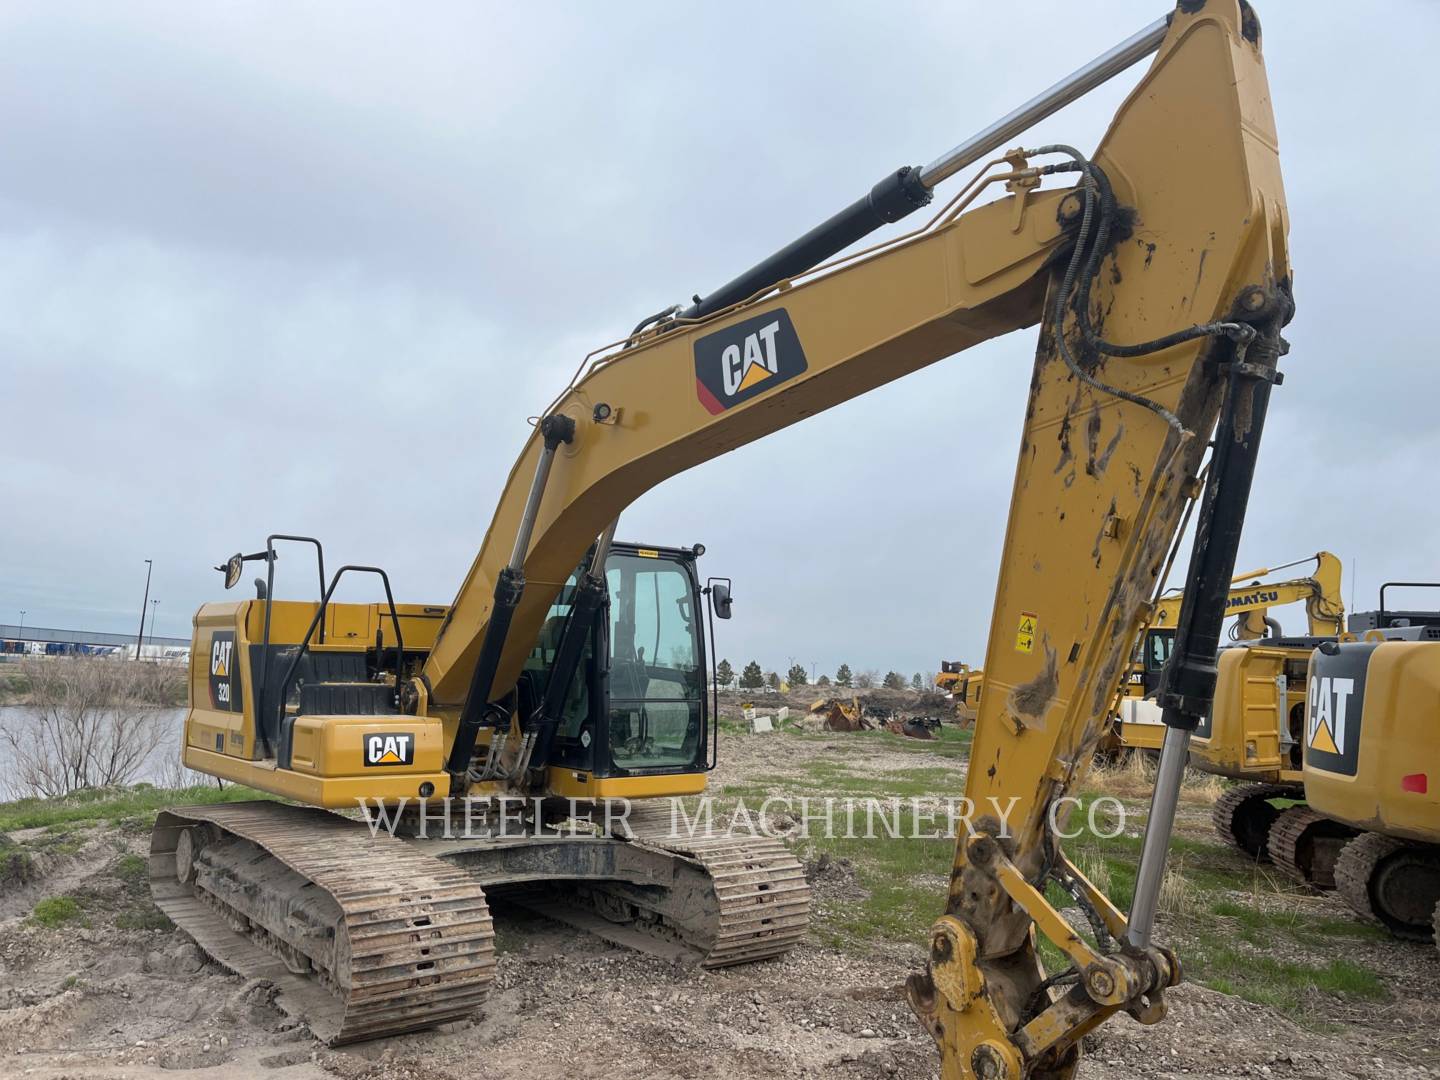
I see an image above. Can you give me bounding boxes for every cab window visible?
[605,554,704,771]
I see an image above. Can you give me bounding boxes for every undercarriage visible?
[150,799,810,1043]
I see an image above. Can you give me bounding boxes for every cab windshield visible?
[605,553,704,771]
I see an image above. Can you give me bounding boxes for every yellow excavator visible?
[1117,552,1344,757]
[1187,560,1358,878]
[1308,585,1440,943]
[150,4,1293,1075]
[937,661,984,723]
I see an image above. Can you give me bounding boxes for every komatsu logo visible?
[693,308,807,414]
[365,733,415,767]
[1226,589,1280,610]
[1307,675,1354,757]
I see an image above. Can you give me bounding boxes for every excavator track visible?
[1267,806,1356,891]
[584,805,812,966]
[1211,783,1293,862]
[1334,831,1440,942]
[150,802,495,1044]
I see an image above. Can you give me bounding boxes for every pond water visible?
[0,705,191,797]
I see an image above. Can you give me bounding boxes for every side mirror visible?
[709,580,733,620]
[223,553,244,590]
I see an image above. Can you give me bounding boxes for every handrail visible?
[272,565,407,737]
[1378,581,1440,628]
[256,534,327,756]
[702,576,729,771]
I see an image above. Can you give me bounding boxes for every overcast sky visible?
[2,1,1437,680]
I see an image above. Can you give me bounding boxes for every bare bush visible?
[152,744,217,791]
[0,659,178,798]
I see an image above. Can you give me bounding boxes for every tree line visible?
[715,659,928,692]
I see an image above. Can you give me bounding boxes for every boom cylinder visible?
[528,520,618,774]
[446,414,576,780]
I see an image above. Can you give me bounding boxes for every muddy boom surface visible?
[149,802,496,1044]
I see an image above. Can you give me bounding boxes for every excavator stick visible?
[906,4,1291,1077]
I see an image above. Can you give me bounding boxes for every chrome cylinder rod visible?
[1127,721,1192,946]
[508,442,562,568]
[919,17,1168,189]
[591,519,619,572]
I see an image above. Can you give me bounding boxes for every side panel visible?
[1304,642,1440,842]
[187,603,251,760]
[1191,644,1302,782]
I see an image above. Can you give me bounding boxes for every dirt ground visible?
[2,721,1437,1080]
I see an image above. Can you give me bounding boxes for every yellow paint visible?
[182,745,451,808]
[1304,642,1440,844]
[544,769,708,800]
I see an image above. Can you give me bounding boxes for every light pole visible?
[135,559,153,661]
[17,610,24,639]
[148,599,160,657]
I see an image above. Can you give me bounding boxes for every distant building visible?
[0,623,190,663]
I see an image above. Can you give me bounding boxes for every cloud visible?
[2,0,1438,680]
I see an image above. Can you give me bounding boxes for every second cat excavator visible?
[151,4,1292,1076]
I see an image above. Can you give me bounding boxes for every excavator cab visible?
[525,542,716,792]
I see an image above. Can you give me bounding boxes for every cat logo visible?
[1307,675,1354,756]
[365,732,415,767]
[693,308,807,414]
[207,631,241,712]
[1304,645,1369,777]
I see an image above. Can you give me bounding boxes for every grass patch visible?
[31,895,87,928]
[0,666,33,704]
[0,835,39,889]
[114,853,148,886]
[804,832,955,948]
[752,760,969,800]
[1190,931,1386,1008]
[114,905,172,931]
[798,725,972,759]
[0,784,274,832]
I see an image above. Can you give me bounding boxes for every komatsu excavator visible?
[150,4,1292,1076]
